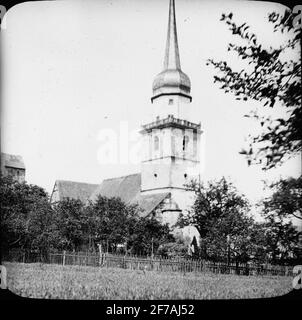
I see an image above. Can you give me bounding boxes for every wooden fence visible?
[3,250,293,276]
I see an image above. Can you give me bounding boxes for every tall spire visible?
[152,0,191,102]
[164,0,181,70]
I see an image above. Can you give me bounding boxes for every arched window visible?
[154,136,159,151]
[183,135,189,151]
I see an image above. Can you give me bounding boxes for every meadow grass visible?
[4,262,292,300]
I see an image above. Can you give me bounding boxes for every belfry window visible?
[183,135,189,151]
[168,99,174,105]
[154,136,159,151]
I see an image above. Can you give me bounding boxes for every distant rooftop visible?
[1,152,25,170]
[53,180,99,203]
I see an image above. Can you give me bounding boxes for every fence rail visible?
[2,250,293,277]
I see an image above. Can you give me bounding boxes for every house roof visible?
[89,173,170,216]
[1,153,25,170]
[55,180,98,203]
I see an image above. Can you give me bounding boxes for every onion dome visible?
[152,0,191,101]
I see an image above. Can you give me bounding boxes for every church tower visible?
[140,0,202,225]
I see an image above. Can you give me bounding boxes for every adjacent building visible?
[50,180,99,204]
[1,152,26,183]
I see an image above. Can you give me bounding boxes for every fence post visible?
[98,243,102,266]
[63,250,66,266]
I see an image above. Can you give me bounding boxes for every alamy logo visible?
[292,265,302,290]
[0,265,7,289]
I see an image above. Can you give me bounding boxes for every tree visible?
[258,177,301,264]
[180,177,250,237]
[85,195,139,253]
[179,177,255,263]
[52,198,86,251]
[0,175,51,252]
[262,176,302,220]
[207,9,301,169]
[128,217,173,256]
[25,197,56,257]
[198,209,256,264]
[260,218,299,264]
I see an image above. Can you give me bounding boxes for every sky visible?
[1,0,301,214]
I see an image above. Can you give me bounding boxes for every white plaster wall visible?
[151,95,192,121]
[162,210,181,226]
[141,159,172,191]
[50,187,60,203]
[141,126,201,191]
[170,158,199,189]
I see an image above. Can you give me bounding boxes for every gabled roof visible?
[131,192,170,217]
[1,152,25,170]
[89,173,170,217]
[89,173,141,204]
[54,180,98,203]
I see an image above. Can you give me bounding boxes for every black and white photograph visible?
[0,0,301,303]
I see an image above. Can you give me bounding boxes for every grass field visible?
[4,262,293,299]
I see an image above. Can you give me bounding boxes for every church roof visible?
[1,152,25,170]
[54,180,98,203]
[89,173,170,217]
[152,0,191,100]
[51,174,169,217]
[89,173,141,203]
[132,192,170,217]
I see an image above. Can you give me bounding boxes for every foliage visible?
[180,177,254,263]
[262,176,302,220]
[2,174,299,265]
[200,211,256,263]
[52,198,86,251]
[180,177,250,236]
[85,195,139,252]
[25,197,56,255]
[257,176,301,264]
[181,176,300,264]
[0,175,52,252]
[207,9,301,169]
[157,238,189,259]
[0,177,175,255]
[260,219,300,265]
[128,217,173,256]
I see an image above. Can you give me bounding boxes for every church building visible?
[50,0,202,239]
